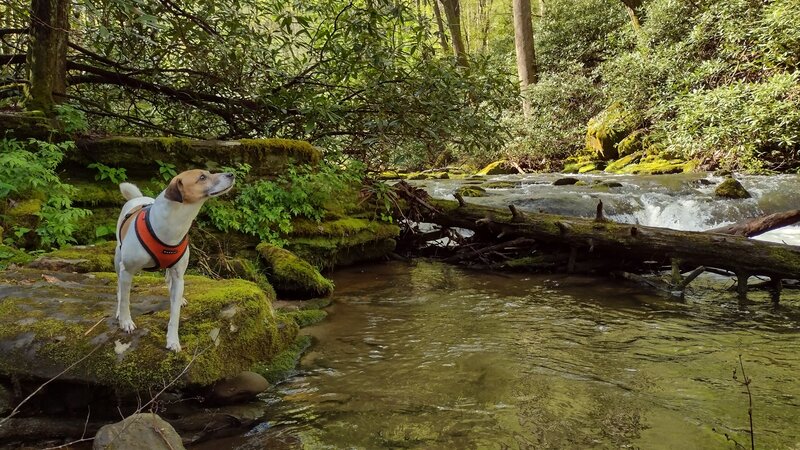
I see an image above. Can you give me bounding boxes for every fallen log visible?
[708,209,800,238]
[411,197,800,281]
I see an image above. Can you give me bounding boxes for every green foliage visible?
[88,162,128,184]
[500,70,604,169]
[205,163,363,245]
[54,104,89,134]
[155,160,177,181]
[0,138,91,248]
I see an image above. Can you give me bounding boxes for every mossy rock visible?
[0,269,296,392]
[616,157,693,175]
[287,218,400,269]
[71,137,321,178]
[482,181,518,189]
[592,180,623,189]
[477,160,517,176]
[28,241,117,272]
[282,309,328,328]
[455,186,487,197]
[585,103,638,161]
[604,151,643,173]
[252,335,312,383]
[256,244,334,299]
[0,112,63,141]
[616,129,647,157]
[553,177,580,186]
[69,181,163,207]
[714,177,751,199]
[0,244,34,269]
[577,162,602,173]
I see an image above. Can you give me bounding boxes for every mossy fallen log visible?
[70,137,321,178]
[415,198,800,281]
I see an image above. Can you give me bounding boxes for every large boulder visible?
[585,104,638,160]
[476,160,517,175]
[257,243,334,299]
[0,269,297,392]
[93,413,184,450]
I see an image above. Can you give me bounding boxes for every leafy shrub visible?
[88,162,128,184]
[0,138,91,248]
[205,163,363,245]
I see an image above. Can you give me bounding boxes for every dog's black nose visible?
[224,172,235,179]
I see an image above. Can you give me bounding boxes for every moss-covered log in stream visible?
[414,197,800,281]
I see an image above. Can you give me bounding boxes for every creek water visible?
[201,173,800,449]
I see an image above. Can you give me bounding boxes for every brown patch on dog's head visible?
[164,169,235,204]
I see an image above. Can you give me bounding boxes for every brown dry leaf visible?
[42,274,60,283]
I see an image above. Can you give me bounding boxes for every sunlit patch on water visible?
[202,261,800,450]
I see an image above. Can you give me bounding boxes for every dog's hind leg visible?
[165,267,185,352]
[117,268,137,332]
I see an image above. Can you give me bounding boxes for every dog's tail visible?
[119,182,144,201]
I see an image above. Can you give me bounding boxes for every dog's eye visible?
[199,174,207,181]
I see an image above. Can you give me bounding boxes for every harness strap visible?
[119,205,189,270]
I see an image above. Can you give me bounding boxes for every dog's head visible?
[164,169,235,203]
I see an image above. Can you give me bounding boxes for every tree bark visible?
[405,195,800,280]
[26,0,70,115]
[512,0,537,116]
[708,210,800,238]
[431,0,451,54]
[439,0,468,67]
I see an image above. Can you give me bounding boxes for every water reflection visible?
[227,261,800,449]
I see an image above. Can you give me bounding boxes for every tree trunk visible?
[512,0,537,116]
[431,0,451,54]
[25,0,70,115]
[619,0,642,34]
[439,0,468,67]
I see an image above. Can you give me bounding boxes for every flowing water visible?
[202,174,800,450]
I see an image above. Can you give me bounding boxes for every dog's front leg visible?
[117,268,137,332]
[165,267,185,352]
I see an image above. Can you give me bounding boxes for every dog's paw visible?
[166,339,182,352]
[119,318,137,333]
[180,297,188,307]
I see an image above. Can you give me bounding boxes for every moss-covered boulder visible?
[604,151,643,173]
[28,241,117,272]
[256,243,334,299]
[585,104,638,160]
[553,177,580,186]
[455,186,487,197]
[252,335,312,383]
[616,129,647,157]
[70,137,321,178]
[477,160,517,176]
[286,218,399,269]
[0,269,296,392]
[0,244,33,269]
[714,177,751,199]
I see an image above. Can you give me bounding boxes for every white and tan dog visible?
[115,169,235,352]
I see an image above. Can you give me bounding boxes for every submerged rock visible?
[257,243,334,299]
[455,186,487,197]
[553,177,580,186]
[0,269,297,392]
[207,371,269,405]
[715,177,751,199]
[93,413,185,450]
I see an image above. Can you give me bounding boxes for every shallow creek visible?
[205,261,800,449]
[201,173,800,450]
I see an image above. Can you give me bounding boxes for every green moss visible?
[482,181,517,189]
[455,186,487,197]
[604,151,644,173]
[577,163,600,173]
[252,334,312,383]
[283,309,328,328]
[477,160,516,176]
[33,241,117,272]
[586,103,639,160]
[7,199,42,217]
[0,244,34,269]
[256,243,334,299]
[0,272,295,392]
[714,177,751,199]
[286,219,400,269]
[616,130,647,157]
[616,157,692,175]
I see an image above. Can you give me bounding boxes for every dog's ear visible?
[164,178,184,203]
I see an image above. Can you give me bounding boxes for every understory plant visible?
[0,137,91,248]
[204,162,364,245]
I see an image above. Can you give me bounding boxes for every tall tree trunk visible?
[26,0,70,115]
[431,0,451,54]
[620,0,642,34]
[512,0,537,116]
[439,0,468,67]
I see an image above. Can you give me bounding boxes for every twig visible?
[737,355,755,450]
[84,315,108,336]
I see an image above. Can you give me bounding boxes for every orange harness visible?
[119,205,189,270]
